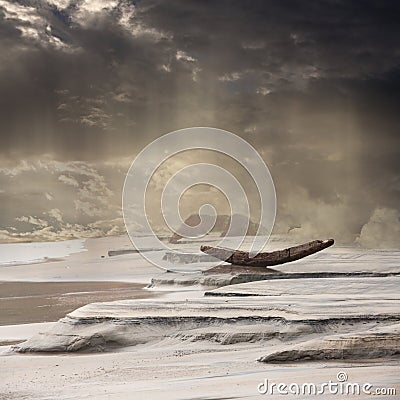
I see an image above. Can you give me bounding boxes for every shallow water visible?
[0,239,86,266]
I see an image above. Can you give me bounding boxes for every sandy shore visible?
[1,235,399,399]
[2,342,399,400]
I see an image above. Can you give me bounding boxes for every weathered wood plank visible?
[200,239,334,267]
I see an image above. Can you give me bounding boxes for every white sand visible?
[0,235,399,399]
[0,322,55,344]
[1,342,399,399]
[0,235,159,283]
[0,239,86,266]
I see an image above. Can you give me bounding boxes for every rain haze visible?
[0,0,399,248]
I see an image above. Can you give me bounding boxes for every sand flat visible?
[0,281,160,326]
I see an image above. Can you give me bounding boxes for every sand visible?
[0,235,399,399]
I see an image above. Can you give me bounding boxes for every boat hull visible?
[200,239,334,267]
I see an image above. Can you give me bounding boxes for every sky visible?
[0,0,399,247]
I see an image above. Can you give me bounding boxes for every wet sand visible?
[0,281,158,326]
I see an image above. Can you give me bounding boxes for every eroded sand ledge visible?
[15,276,400,362]
[3,237,400,400]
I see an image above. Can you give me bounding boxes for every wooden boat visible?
[200,239,334,267]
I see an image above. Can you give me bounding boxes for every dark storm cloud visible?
[1,0,398,157]
[0,0,399,246]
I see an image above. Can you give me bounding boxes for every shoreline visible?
[0,235,399,399]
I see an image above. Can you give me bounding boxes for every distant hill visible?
[169,213,266,243]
